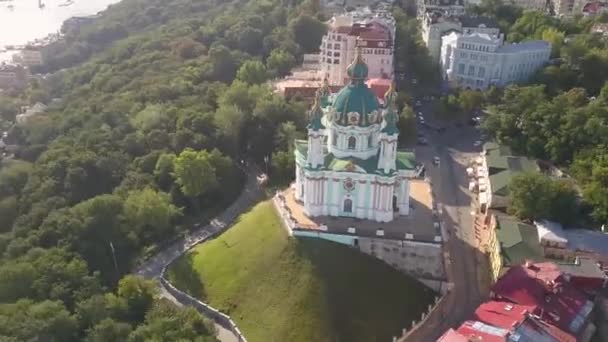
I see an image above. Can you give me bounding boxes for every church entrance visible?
[343,198,353,213]
[393,195,398,212]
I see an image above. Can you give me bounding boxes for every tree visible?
[271,150,294,182]
[508,173,578,225]
[267,49,296,77]
[172,149,218,199]
[236,60,269,85]
[129,300,217,342]
[153,152,176,190]
[85,318,132,342]
[0,196,18,232]
[541,28,565,58]
[124,187,182,242]
[117,275,157,324]
[457,89,485,114]
[289,15,326,53]
[0,299,78,342]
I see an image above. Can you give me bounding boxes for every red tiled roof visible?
[437,328,470,341]
[456,320,508,342]
[491,263,592,335]
[473,301,534,329]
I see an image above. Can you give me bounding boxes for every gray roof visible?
[565,229,608,256]
[496,40,551,54]
[557,257,607,280]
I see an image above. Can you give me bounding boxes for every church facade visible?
[294,53,417,223]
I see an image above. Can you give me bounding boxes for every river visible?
[0,0,121,60]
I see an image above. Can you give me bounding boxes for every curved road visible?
[135,165,263,342]
[405,108,485,340]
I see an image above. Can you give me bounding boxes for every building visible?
[553,0,587,16]
[417,0,466,18]
[421,14,500,62]
[535,219,608,264]
[440,32,551,90]
[0,63,29,90]
[475,142,541,213]
[12,48,43,67]
[505,0,549,10]
[295,53,412,223]
[16,102,48,124]
[319,9,395,86]
[438,300,578,341]
[490,262,596,340]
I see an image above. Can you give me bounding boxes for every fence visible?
[395,294,448,341]
[160,267,248,342]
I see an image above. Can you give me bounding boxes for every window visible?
[348,136,356,149]
[368,135,373,147]
[332,130,337,146]
[471,54,478,60]
[333,59,339,64]
[458,63,465,75]
[334,43,340,49]
[468,65,475,76]
[334,52,340,57]
[478,67,485,78]
[460,52,468,58]
[343,198,353,213]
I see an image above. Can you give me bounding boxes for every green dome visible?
[333,82,380,127]
[347,57,368,80]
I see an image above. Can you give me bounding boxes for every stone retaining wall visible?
[160,267,247,342]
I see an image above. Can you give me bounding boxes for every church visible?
[294,52,416,223]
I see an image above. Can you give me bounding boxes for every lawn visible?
[167,201,436,342]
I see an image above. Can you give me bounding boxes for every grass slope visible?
[167,201,436,342]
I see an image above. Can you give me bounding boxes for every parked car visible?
[417,137,428,145]
[433,156,440,166]
[473,140,482,147]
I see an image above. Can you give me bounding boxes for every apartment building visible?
[319,9,395,86]
[421,13,500,63]
[440,32,550,90]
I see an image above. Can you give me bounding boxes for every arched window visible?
[343,198,353,213]
[348,136,356,150]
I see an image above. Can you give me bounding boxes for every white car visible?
[473,140,482,147]
[433,156,440,166]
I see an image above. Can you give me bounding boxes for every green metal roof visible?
[496,216,545,267]
[333,83,380,127]
[294,139,416,174]
[489,170,513,196]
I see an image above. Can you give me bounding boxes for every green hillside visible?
[167,201,436,342]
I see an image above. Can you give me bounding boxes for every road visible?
[405,104,485,340]
[135,164,263,342]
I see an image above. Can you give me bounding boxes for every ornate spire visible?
[381,81,399,135]
[307,91,325,131]
[346,41,368,83]
[384,81,397,109]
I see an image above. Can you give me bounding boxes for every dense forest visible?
[0,0,328,339]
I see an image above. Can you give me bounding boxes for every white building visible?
[440,32,551,90]
[421,14,500,63]
[12,49,43,67]
[319,9,395,86]
[295,54,416,223]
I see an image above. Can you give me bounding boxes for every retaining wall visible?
[160,268,247,342]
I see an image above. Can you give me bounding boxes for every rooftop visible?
[295,140,416,175]
[496,40,551,54]
[495,215,544,267]
[491,262,593,335]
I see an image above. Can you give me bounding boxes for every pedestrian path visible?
[134,165,263,342]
